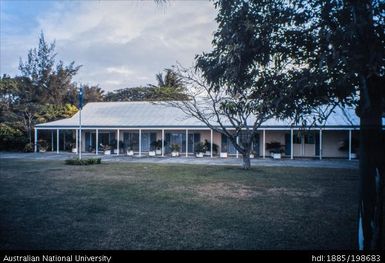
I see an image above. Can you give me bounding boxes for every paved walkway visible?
[0,152,358,169]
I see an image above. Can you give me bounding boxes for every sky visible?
[0,0,218,92]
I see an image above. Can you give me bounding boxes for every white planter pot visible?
[272,153,281,159]
[171,151,179,157]
[72,148,77,153]
[127,150,134,156]
[196,152,204,158]
[249,154,254,159]
[156,149,162,155]
[220,152,228,158]
[149,151,156,156]
[204,151,211,156]
[104,150,111,155]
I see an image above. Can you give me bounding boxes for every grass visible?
[0,159,359,250]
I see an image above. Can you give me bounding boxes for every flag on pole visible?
[79,86,83,109]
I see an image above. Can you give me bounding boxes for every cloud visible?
[1,1,217,92]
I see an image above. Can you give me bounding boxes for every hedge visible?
[65,158,101,165]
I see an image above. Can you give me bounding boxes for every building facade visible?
[35,101,363,160]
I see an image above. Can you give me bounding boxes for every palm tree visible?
[149,69,187,100]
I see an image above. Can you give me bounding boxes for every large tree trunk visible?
[242,154,251,170]
[358,75,385,250]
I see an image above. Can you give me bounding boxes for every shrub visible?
[195,142,206,153]
[266,141,284,153]
[170,144,180,152]
[24,142,34,152]
[65,158,102,165]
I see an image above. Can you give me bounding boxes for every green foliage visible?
[18,32,81,105]
[266,142,284,154]
[0,123,27,150]
[24,142,34,152]
[65,158,102,165]
[0,33,83,151]
[203,139,218,153]
[170,144,180,152]
[194,142,206,153]
[150,140,163,150]
[105,68,188,102]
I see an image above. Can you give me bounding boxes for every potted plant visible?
[249,150,256,159]
[170,144,180,157]
[203,140,218,156]
[68,142,77,153]
[338,138,359,158]
[104,145,111,155]
[151,140,164,155]
[38,139,48,153]
[126,143,134,156]
[266,141,284,159]
[195,142,206,158]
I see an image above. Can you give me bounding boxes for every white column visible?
[162,129,165,157]
[210,129,213,158]
[34,128,38,152]
[75,129,78,154]
[236,135,239,158]
[349,129,352,161]
[51,130,54,152]
[56,129,59,154]
[186,129,189,157]
[139,129,142,157]
[319,129,323,160]
[96,129,99,155]
[262,129,266,159]
[290,128,293,159]
[117,129,120,156]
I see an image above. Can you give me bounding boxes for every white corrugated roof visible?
[36,101,364,129]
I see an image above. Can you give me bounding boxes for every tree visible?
[150,69,189,100]
[104,86,157,101]
[297,0,384,250]
[18,32,81,105]
[105,69,188,102]
[199,0,384,249]
[167,65,274,169]
[169,1,303,169]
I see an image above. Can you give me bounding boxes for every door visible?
[141,132,155,152]
[188,133,201,153]
[315,133,320,156]
[285,133,291,156]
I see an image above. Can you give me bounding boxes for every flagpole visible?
[79,86,83,160]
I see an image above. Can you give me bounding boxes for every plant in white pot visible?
[338,138,359,159]
[170,144,180,157]
[151,140,164,155]
[104,145,111,155]
[195,142,206,158]
[220,144,228,158]
[126,143,134,156]
[249,150,256,159]
[266,141,284,159]
[38,139,48,153]
[203,140,219,156]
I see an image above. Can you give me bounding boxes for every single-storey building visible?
[35,101,367,160]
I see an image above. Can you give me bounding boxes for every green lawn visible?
[0,159,358,250]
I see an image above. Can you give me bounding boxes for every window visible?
[304,133,315,144]
[293,133,302,144]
